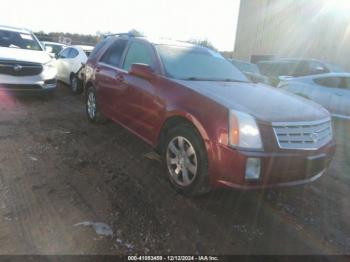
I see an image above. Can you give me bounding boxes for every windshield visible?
[0,29,42,51]
[156,45,249,82]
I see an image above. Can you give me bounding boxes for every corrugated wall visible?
[234,0,350,70]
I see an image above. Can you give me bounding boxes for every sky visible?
[0,0,241,51]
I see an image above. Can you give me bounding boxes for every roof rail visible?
[103,32,135,38]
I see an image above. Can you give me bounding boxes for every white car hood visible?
[0,47,51,64]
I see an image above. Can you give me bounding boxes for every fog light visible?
[245,158,261,180]
[43,79,57,89]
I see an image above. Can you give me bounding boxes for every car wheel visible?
[162,124,211,196]
[85,86,108,124]
[70,74,83,94]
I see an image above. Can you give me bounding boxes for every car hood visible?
[0,47,51,64]
[175,80,330,123]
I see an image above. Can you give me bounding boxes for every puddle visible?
[74,221,113,237]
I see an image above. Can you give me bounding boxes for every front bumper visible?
[0,80,57,94]
[210,140,336,189]
[0,65,57,93]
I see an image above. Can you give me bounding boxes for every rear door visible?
[94,39,128,117]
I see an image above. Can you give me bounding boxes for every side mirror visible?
[129,64,154,80]
[310,66,326,75]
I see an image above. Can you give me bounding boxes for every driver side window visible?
[122,42,154,71]
[67,48,79,59]
[58,48,71,59]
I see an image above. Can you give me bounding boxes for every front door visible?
[118,41,163,143]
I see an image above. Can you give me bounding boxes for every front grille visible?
[0,60,43,76]
[272,118,332,150]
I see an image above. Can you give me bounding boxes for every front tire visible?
[85,86,108,124]
[162,124,211,196]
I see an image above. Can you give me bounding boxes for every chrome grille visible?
[0,60,43,76]
[272,118,332,150]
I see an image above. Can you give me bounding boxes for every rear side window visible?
[122,42,154,71]
[89,39,108,59]
[100,39,128,67]
[314,77,341,88]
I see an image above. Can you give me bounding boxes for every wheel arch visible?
[84,80,94,93]
[156,112,210,152]
[69,72,76,80]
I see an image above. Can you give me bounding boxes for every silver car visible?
[278,73,350,120]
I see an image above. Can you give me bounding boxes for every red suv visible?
[83,34,336,196]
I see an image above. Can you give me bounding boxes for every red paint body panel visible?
[84,37,336,190]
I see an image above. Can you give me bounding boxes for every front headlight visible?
[43,59,56,70]
[229,110,263,150]
[42,59,57,78]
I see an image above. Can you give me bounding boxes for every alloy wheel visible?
[87,91,96,119]
[166,136,198,187]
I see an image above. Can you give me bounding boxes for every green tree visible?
[188,39,217,51]
[128,29,144,37]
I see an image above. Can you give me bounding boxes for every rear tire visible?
[161,124,211,196]
[85,86,108,124]
[70,74,83,94]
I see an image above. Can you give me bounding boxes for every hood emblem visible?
[310,132,319,142]
[13,65,23,72]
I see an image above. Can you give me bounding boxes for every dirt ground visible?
[0,83,349,255]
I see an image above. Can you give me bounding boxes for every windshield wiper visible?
[182,77,218,81]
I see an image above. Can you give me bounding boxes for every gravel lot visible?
[0,84,349,255]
